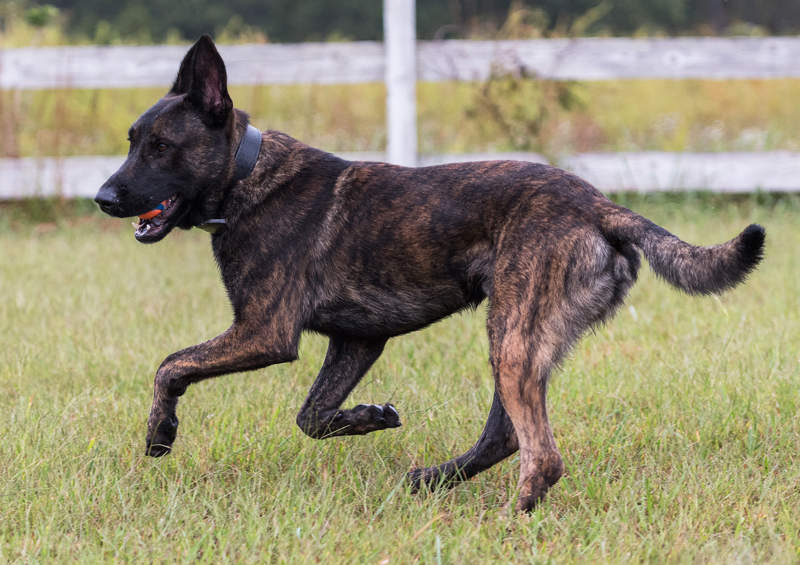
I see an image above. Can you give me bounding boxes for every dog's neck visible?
[197,119,262,234]
[210,131,306,227]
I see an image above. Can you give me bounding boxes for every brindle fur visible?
[96,36,765,512]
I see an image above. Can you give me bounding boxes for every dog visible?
[95,35,764,512]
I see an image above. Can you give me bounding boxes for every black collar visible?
[197,123,261,234]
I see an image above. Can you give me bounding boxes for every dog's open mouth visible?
[134,195,185,243]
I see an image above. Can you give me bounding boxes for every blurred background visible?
[6,0,800,44]
[1,0,800,203]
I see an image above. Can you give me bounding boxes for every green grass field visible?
[1,195,798,563]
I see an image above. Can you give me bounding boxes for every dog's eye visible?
[157,143,168,152]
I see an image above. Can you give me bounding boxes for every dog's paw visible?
[378,403,402,428]
[407,468,426,493]
[515,475,553,513]
[351,403,401,430]
[407,465,464,493]
[145,415,178,457]
[406,466,442,493]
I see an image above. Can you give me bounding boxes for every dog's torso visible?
[210,131,611,341]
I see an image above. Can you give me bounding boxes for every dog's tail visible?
[599,203,765,295]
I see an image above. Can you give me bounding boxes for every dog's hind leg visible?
[407,389,518,491]
[489,230,633,511]
[407,296,568,507]
[296,335,401,439]
[485,280,573,512]
[494,343,564,513]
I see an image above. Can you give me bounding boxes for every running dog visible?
[95,36,764,511]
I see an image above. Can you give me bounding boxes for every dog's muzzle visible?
[95,184,123,216]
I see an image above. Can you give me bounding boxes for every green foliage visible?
[24,3,58,27]
[1,198,798,561]
[464,70,586,157]
[5,0,800,45]
[47,0,383,44]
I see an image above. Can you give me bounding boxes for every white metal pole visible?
[383,0,417,166]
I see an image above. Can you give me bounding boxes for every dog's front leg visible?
[146,323,298,456]
[296,335,400,439]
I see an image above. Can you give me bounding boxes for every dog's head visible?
[95,35,241,243]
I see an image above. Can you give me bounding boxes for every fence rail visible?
[3,37,800,90]
[2,32,800,196]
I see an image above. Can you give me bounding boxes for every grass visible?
[0,195,798,563]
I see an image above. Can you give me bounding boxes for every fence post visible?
[383,0,417,166]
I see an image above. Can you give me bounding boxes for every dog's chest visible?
[307,275,485,338]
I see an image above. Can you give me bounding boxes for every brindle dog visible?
[95,36,765,512]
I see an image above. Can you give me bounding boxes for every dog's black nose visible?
[95,185,120,215]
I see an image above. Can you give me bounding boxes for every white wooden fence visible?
[2,0,800,197]
[5,37,800,89]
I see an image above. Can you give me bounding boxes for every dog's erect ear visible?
[170,35,232,127]
[170,38,200,96]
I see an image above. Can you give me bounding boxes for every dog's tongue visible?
[139,200,168,221]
